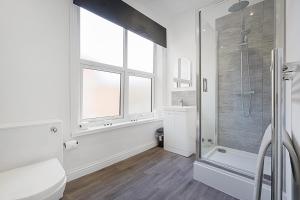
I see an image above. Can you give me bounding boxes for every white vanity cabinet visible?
[163,106,196,157]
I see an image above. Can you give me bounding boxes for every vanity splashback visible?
[171,91,196,106]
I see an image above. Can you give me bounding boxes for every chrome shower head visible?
[228,0,249,12]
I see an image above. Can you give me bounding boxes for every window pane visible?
[128,31,154,73]
[129,76,152,114]
[82,69,121,119]
[80,8,123,66]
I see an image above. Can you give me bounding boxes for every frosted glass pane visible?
[82,69,121,119]
[128,31,154,73]
[129,76,152,114]
[80,8,123,66]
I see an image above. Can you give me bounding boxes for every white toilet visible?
[0,158,66,200]
[0,120,67,200]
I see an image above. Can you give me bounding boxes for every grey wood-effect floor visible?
[63,147,237,200]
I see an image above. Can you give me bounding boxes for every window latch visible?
[104,122,113,127]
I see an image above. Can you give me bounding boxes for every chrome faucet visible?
[178,99,184,106]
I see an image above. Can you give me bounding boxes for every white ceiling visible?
[123,0,216,26]
[126,0,209,15]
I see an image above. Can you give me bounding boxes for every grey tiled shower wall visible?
[216,0,274,154]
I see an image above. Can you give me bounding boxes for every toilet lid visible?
[0,158,66,200]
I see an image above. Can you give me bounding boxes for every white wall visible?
[65,122,162,180]
[0,0,70,132]
[0,0,163,180]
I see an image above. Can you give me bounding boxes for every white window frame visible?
[80,62,125,122]
[70,6,157,131]
[174,58,192,88]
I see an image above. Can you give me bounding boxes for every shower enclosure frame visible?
[196,6,258,180]
[195,0,287,198]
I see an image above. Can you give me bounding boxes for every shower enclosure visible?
[194,0,286,199]
[200,0,274,173]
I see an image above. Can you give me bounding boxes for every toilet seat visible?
[0,158,66,200]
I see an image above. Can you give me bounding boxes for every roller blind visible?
[73,0,167,48]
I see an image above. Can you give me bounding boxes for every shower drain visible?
[217,148,227,153]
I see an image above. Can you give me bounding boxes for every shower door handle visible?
[203,78,208,92]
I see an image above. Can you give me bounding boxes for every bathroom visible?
[0,0,300,200]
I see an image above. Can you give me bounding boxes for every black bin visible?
[155,128,164,147]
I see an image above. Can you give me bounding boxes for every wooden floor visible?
[63,148,237,200]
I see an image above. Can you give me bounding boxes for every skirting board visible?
[66,141,157,181]
[164,145,193,157]
[193,161,271,200]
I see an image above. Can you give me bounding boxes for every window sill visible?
[72,118,163,138]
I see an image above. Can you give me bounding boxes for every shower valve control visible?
[50,127,58,134]
[283,61,300,80]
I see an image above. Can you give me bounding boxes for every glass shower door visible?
[199,0,275,179]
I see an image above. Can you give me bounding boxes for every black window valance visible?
[73,0,167,48]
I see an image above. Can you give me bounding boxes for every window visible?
[77,8,155,126]
[82,69,121,119]
[128,31,154,73]
[129,76,152,114]
[80,8,123,66]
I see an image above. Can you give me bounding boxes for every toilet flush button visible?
[50,127,58,134]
